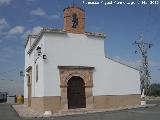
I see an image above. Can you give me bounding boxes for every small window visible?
[36,64,38,82]
[72,13,78,28]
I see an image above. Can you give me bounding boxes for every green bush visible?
[148,83,160,96]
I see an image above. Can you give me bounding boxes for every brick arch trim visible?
[58,66,94,110]
[58,66,94,88]
[64,73,86,86]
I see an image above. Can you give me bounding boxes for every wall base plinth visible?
[25,94,140,113]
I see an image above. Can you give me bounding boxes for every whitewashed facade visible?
[24,6,141,113]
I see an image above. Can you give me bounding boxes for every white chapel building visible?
[24,6,141,113]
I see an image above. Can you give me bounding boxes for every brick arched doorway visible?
[58,66,94,110]
[67,76,86,109]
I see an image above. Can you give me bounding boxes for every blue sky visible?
[0,0,160,94]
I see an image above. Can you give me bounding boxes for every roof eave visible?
[106,56,140,71]
[85,32,106,39]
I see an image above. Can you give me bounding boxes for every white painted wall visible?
[24,39,30,98]
[41,33,141,96]
[25,32,140,98]
[24,36,45,98]
[93,58,140,95]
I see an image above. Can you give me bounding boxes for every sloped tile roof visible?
[25,28,106,54]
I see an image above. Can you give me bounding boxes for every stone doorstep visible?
[12,104,155,118]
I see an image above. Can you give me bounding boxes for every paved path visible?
[23,100,160,120]
[1,101,160,120]
[0,103,21,120]
[24,107,160,120]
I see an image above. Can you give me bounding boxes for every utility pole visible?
[133,35,152,95]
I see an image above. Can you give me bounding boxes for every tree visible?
[148,83,160,96]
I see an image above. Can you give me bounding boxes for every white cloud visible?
[26,26,42,35]
[30,26,42,34]
[22,26,42,38]
[31,8,60,20]
[48,14,60,20]
[31,8,46,16]
[8,26,25,35]
[0,0,12,5]
[25,0,36,5]
[0,26,25,40]
[0,18,8,30]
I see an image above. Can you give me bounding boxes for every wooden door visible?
[67,76,86,109]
